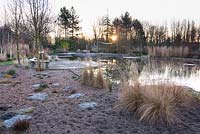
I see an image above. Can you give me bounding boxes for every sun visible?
[111,35,118,42]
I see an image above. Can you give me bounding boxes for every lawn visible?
[0,60,14,66]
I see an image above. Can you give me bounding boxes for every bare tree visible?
[25,0,51,70]
[8,0,23,65]
[92,19,103,52]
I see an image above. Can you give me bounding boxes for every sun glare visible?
[111,35,117,42]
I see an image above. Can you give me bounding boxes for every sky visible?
[1,0,200,37]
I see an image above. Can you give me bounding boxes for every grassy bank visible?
[0,61,14,66]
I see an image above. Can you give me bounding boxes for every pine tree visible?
[59,7,71,40]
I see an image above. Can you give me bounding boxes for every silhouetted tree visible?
[8,0,23,64]
[59,7,71,40]
[69,7,80,39]
[121,12,132,40]
[113,17,122,39]
[102,14,112,42]
[191,21,196,43]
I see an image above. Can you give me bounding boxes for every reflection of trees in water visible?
[100,58,200,81]
[140,60,200,78]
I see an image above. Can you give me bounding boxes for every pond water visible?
[52,57,200,92]
[138,60,200,92]
[99,58,200,92]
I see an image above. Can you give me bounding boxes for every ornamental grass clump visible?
[81,66,107,89]
[95,68,107,89]
[119,82,144,112]
[81,65,95,87]
[13,119,30,131]
[137,86,177,125]
[118,82,193,125]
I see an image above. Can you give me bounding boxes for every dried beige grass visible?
[118,82,193,125]
[94,68,107,89]
[81,65,95,86]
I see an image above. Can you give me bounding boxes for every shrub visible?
[7,69,16,76]
[13,119,30,131]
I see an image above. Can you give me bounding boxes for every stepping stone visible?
[34,72,48,76]
[0,112,16,120]
[64,86,72,91]
[79,102,97,110]
[27,93,48,101]
[52,83,60,87]
[17,107,35,115]
[4,115,32,128]
[32,84,41,88]
[68,93,84,99]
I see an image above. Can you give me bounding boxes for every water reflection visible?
[98,58,200,92]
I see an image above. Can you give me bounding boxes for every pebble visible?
[17,107,35,115]
[52,83,60,87]
[32,84,41,88]
[79,102,98,110]
[27,93,48,101]
[68,93,84,99]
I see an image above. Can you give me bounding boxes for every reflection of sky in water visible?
[139,62,200,92]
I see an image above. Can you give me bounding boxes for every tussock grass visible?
[95,69,107,89]
[81,65,95,87]
[118,82,193,125]
[81,66,107,89]
[13,120,30,131]
[119,83,144,112]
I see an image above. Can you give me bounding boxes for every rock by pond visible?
[27,93,48,101]
[68,93,84,99]
[3,115,32,128]
[79,102,98,110]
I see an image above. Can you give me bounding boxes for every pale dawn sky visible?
[1,0,200,37]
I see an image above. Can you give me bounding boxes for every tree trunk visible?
[64,25,67,40]
[16,34,21,65]
[35,36,41,71]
